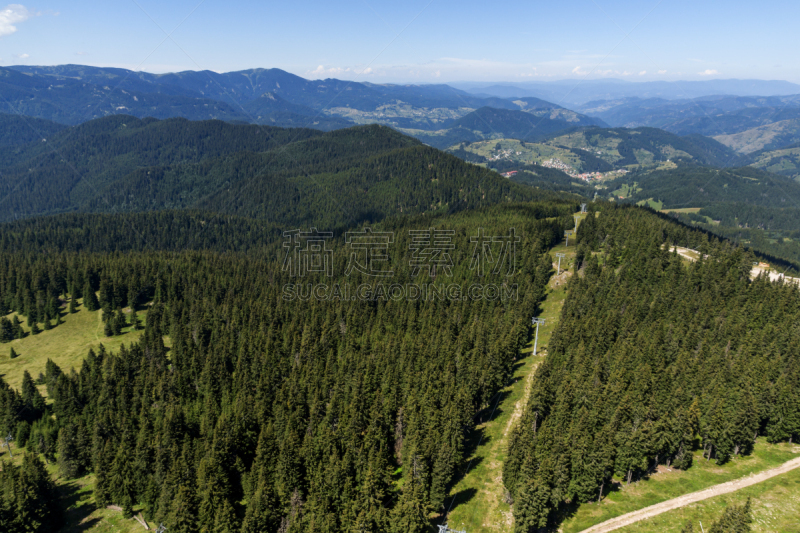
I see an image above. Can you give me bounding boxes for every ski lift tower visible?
[531,317,546,356]
[3,433,12,458]
[555,252,566,275]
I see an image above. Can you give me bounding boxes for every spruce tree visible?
[112,309,124,335]
[57,424,85,479]
[12,316,23,339]
[83,280,100,311]
[9,347,18,359]
[708,498,753,532]
[68,296,77,314]
[0,317,13,342]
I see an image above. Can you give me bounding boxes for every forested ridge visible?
[505,205,800,531]
[0,203,579,532]
[0,116,565,225]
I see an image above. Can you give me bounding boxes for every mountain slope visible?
[610,166,800,208]
[0,113,68,146]
[749,143,800,180]
[542,127,742,168]
[0,116,562,225]
[409,107,605,149]
[580,94,800,136]
[714,119,800,154]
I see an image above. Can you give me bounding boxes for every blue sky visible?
[1,0,798,83]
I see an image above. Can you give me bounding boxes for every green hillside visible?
[410,107,605,149]
[606,166,800,208]
[0,116,561,225]
[446,138,614,173]
[544,127,742,168]
[714,119,800,154]
[749,143,800,180]
[0,113,68,146]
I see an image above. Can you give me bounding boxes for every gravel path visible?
[580,456,800,532]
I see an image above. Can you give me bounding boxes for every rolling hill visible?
[409,106,606,149]
[607,165,800,208]
[0,115,563,225]
[537,127,741,168]
[749,143,800,180]
[713,118,800,154]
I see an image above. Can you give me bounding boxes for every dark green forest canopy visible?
[0,113,68,147]
[505,205,800,531]
[0,116,571,226]
[613,165,800,208]
[0,203,577,532]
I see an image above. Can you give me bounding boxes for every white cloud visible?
[572,66,587,75]
[658,70,667,74]
[15,52,28,59]
[307,64,375,78]
[699,69,719,76]
[0,4,33,37]
[639,70,647,76]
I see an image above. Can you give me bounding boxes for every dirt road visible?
[580,456,800,532]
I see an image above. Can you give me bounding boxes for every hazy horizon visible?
[1,1,799,83]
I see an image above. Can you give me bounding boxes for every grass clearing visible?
[660,208,702,214]
[561,441,800,533]
[617,452,800,533]
[443,245,572,532]
[1,300,149,392]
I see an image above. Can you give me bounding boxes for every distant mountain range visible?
[576,95,800,136]
[7,64,800,157]
[0,64,523,129]
[455,79,800,106]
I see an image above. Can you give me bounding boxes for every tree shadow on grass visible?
[57,478,101,532]
[433,487,478,529]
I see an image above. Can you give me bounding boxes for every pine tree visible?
[21,370,46,416]
[68,296,77,314]
[112,309,124,335]
[57,423,85,479]
[9,347,18,359]
[130,308,142,330]
[390,478,431,533]
[12,316,23,339]
[0,317,13,343]
[708,498,753,532]
[83,280,99,311]
[110,440,136,519]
